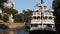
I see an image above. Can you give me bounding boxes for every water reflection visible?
[0,29,29,34]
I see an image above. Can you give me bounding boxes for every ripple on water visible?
[0,29,29,34]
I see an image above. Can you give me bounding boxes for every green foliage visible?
[11,9,18,15]
[52,0,60,9]
[3,14,9,22]
[4,8,18,15]
[0,0,8,22]
[13,13,23,23]
[0,0,33,23]
[22,9,33,23]
[52,0,60,16]
[0,0,7,3]
[13,9,33,23]
[0,13,2,20]
[0,0,8,10]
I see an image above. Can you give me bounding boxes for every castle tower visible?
[12,0,14,9]
[12,0,14,5]
[6,0,14,23]
[6,0,14,9]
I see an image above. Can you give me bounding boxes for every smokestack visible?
[41,0,44,4]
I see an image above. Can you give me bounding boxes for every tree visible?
[22,9,33,23]
[13,13,23,23]
[4,8,18,15]
[0,14,2,20]
[52,0,60,9]
[52,0,60,33]
[3,14,9,22]
[13,9,33,23]
[11,9,18,15]
[0,0,8,11]
[52,0,60,16]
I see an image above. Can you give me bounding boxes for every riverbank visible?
[8,23,25,30]
[0,22,30,30]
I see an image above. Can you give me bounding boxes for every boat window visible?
[41,17,44,19]
[31,24,38,27]
[33,16,36,19]
[40,6,42,9]
[34,24,38,27]
[39,24,42,25]
[44,6,46,9]
[48,17,52,20]
[37,16,40,19]
[43,24,46,25]
[44,16,47,19]
[47,24,52,27]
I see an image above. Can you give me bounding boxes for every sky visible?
[14,0,53,13]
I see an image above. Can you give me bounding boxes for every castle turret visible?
[6,0,14,23]
[6,0,14,9]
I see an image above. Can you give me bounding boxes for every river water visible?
[0,29,29,34]
[0,29,56,34]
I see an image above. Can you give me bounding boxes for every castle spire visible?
[12,0,14,5]
[12,0,14,8]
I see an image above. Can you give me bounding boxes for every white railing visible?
[31,19,41,24]
[43,20,54,24]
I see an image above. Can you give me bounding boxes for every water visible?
[0,29,29,34]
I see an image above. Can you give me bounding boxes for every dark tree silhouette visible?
[52,0,60,9]
[53,4,60,34]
